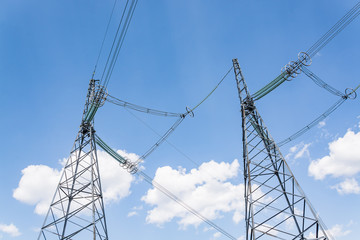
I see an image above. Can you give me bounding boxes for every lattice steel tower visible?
[38,79,109,240]
[233,59,330,240]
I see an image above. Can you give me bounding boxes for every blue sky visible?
[1,0,360,239]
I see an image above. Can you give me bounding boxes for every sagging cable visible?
[100,0,139,87]
[134,116,185,166]
[306,1,360,58]
[252,1,360,101]
[131,66,234,165]
[278,82,359,146]
[301,66,345,97]
[95,134,138,173]
[137,170,238,240]
[95,139,239,240]
[106,94,184,117]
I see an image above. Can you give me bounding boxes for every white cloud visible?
[212,232,221,239]
[13,150,136,215]
[0,223,21,237]
[255,224,278,237]
[327,224,351,238]
[127,211,138,217]
[97,149,136,204]
[331,178,360,195]
[318,120,326,128]
[13,165,62,215]
[285,142,311,160]
[309,129,360,180]
[141,159,244,228]
[127,205,143,217]
[294,143,311,159]
[308,223,351,239]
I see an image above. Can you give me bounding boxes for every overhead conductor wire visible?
[95,135,239,240]
[251,1,360,100]
[100,0,139,88]
[92,0,119,79]
[278,80,360,147]
[128,66,234,166]
[306,1,360,58]
[137,170,238,240]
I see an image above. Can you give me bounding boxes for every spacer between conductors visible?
[298,52,312,66]
[186,106,195,117]
[345,88,357,100]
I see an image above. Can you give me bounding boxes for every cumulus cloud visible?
[212,232,221,239]
[318,120,326,128]
[0,223,21,237]
[309,129,360,180]
[327,224,351,238]
[285,142,311,160]
[331,178,360,195]
[141,159,244,228]
[13,149,136,215]
[97,149,136,204]
[13,165,62,215]
[127,205,143,217]
[307,224,351,239]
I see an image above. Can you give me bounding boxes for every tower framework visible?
[38,80,108,240]
[233,59,330,240]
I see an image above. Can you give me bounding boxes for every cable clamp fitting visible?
[185,106,195,117]
[345,88,357,100]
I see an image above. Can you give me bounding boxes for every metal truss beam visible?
[233,59,330,240]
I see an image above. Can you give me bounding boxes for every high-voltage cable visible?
[103,66,233,167]
[188,66,233,113]
[106,94,184,117]
[100,0,138,87]
[138,171,238,240]
[301,66,345,97]
[278,98,346,147]
[125,66,233,166]
[278,82,359,146]
[92,0,118,79]
[134,116,185,166]
[123,107,204,169]
[252,1,360,101]
[95,134,138,172]
[306,1,360,58]
[95,137,239,240]
[106,66,233,117]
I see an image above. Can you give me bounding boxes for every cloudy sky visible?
[1,1,360,240]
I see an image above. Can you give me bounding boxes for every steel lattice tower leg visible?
[38,80,108,240]
[233,59,330,240]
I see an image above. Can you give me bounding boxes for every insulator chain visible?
[281,52,312,80]
[120,160,138,174]
[90,81,108,107]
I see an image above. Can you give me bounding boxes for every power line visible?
[137,170,238,240]
[252,1,360,101]
[100,0,139,87]
[95,136,239,240]
[92,0,119,79]
[278,97,347,147]
[306,1,360,58]
[301,66,345,97]
[106,94,184,117]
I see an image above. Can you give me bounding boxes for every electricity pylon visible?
[233,58,330,240]
[38,79,109,240]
